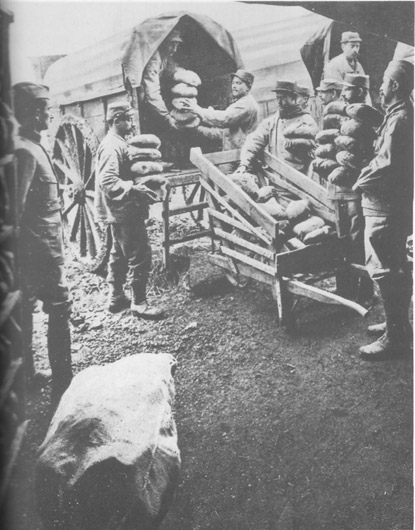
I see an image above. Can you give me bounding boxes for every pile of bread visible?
[127,134,168,200]
[169,68,201,129]
[230,172,334,248]
[283,121,316,164]
[313,102,382,188]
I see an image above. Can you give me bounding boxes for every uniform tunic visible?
[240,109,318,174]
[142,50,178,123]
[199,94,260,150]
[324,54,365,81]
[353,98,414,280]
[15,129,69,310]
[95,130,151,296]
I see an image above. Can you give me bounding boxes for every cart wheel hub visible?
[73,187,86,204]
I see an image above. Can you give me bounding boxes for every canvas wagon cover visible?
[44,11,243,107]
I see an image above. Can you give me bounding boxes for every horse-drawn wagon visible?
[44,12,243,271]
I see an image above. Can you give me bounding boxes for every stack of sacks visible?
[170,68,201,129]
[313,100,347,181]
[229,173,334,247]
[329,103,382,188]
[127,134,168,200]
[283,121,316,164]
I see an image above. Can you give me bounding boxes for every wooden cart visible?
[44,12,242,272]
[190,147,368,326]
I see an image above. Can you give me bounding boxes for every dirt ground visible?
[6,215,413,530]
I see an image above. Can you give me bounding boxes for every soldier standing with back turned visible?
[353,60,414,360]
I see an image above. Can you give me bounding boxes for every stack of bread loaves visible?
[127,134,168,200]
[230,172,334,248]
[313,101,347,181]
[170,68,202,129]
[330,103,382,187]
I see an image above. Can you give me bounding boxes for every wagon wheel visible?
[182,180,209,229]
[52,114,111,274]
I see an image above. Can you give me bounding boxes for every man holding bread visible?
[182,69,259,152]
[95,102,166,319]
[236,80,318,175]
[352,60,414,360]
[142,28,183,131]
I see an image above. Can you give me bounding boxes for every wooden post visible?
[162,187,170,269]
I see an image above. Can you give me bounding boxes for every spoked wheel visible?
[52,114,111,273]
[182,180,209,229]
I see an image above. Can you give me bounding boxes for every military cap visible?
[231,69,255,88]
[167,29,183,42]
[316,79,343,92]
[341,32,362,43]
[295,84,311,97]
[342,74,370,90]
[384,60,414,90]
[13,82,49,110]
[271,80,297,94]
[106,102,135,121]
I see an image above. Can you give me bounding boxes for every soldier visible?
[353,60,413,360]
[324,32,366,82]
[316,78,343,107]
[183,69,259,151]
[14,82,72,405]
[332,73,378,304]
[341,74,370,104]
[141,28,183,131]
[94,102,165,319]
[236,80,318,175]
[296,85,312,110]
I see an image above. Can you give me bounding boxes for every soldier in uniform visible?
[341,74,370,104]
[236,81,318,175]
[183,69,259,151]
[141,29,183,131]
[95,102,165,319]
[316,78,343,106]
[14,82,72,404]
[353,60,414,360]
[324,32,366,81]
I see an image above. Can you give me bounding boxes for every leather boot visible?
[48,304,73,406]
[130,282,166,320]
[357,275,375,308]
[22,298,51,384]
[107,283,130,313]
[360,278,411,361]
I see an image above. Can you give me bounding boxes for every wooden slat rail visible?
[199,178,271,245]
[262,151,336,225]
[214,227,275,261]
[190,147,368,325]
[161,168,209,267]
[191,147,278,242]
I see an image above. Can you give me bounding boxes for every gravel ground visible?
[6,216,413,530]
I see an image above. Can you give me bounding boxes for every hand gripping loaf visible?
[130,160,164,176]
